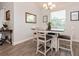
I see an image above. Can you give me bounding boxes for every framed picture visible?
[70,11,79,21]
[6,10,10,21]
[43,15,48,23]
[25,12,37,23]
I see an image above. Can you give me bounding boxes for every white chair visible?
[32,26,47,42]
[58,34,73,56]
[32,27,40,42]
[33,30,38,41]
[36,31,53,56]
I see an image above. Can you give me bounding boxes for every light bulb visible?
[48,2,52,6]
[43,3,48,9]
[52,4,56,8]
[43,3,56,10]
[43,3,47,8]
[45,6,48,10]
[49,6,53,10]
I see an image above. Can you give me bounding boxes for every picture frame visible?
[25,12,37,23]
[70,11,79,21]
[6,10,10,21]
[43,15,48,23]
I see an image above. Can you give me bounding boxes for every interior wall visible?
[13,2,79,44]
[33,2,79,42]
[0,2,14,43]
[37,9,50,29]
[0,3,4,28]
[0,3,2,9]
[1,2,79,45]
[0,9,5,28]
[0,2,14,29]
[0,2,49,45]
[48,2,79,42]
[13,2,44,44]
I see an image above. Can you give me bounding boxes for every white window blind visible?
[50,10,66,31]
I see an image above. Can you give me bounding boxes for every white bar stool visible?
[36,31,53,56]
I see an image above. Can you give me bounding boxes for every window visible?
[50,10,66,31]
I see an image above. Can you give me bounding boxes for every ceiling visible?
[35,2,79,9]
[0,2,79,10]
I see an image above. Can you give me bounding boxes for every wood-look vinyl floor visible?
[0,39,79,56]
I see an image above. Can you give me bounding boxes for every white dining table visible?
[32,28,64,52]
[37,30,64,52]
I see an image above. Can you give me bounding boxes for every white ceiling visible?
[35,2,79,9]
[0,2,79,10]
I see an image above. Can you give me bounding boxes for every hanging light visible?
[43,2,56,10]
[52,4,56,8]
[43,3,48,9]
[48,2,52,6]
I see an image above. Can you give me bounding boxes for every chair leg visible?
[44,42,46,56]
[70,43,73,56]
[36,41,38,54]
[51,40,53,55]
[36,38,39,55]
[58,39,60,51]
[71,49,73,56]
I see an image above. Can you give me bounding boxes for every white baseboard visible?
[72,40,79,43]
[12,36,79,46]
[12,36,33,46]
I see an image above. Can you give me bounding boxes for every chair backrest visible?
[37,31,47,41]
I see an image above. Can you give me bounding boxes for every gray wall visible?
[48,2,79,42]
[1,2,79,45]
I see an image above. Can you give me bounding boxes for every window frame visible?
[50,10,66,31]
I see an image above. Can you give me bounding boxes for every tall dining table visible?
[32,28,64,52]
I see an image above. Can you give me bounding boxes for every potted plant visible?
[47,22,51,30]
